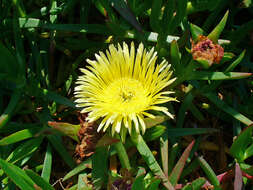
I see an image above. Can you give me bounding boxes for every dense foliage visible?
[0,0,253,189]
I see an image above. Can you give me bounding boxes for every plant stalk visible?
[114,135,131,171]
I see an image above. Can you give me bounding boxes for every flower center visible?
[99,77,151,115]
[121,91,134,102]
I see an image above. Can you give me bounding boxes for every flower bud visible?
[191,35,224,68]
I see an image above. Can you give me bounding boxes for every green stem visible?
[114,135,131,170]
[0,91,21,130]
[130,132,174,190]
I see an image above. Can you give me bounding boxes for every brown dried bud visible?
[191,35,224,66]
[75,114,103,163]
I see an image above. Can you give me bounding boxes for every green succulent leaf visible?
[207,10,229,43]
[204,92,253,126]
[132,174,145,190]
[239,163,253,175]
[170,40,181,73]
[63,158,92,181]
[0,158,35,190]
[109,0,142,32]
[190,71,252,80]
[25,169,54,190]
[197,156,220,187]
[190,23,204,42]
[130,130,175,190]
[0,128,43,146]
[92,146,109,190]
[41,143,53,182]
[143,125,166,141]
[195,59,211,69]
[6,137,43,164]
[182,177,206,190]
[230,125,253,161]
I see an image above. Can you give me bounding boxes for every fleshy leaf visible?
[0,158,35,190]
[92,146,109,190]
[197,155,220,187]
[170,40,181,72]
[6,137,43,164]
[143,125,166,141]
[41,143,52,182]
[181,177,206,190]
[230,125,253,161]
[144,116,166,128]
[63,158,92,181]
[195,59,211,69]
[150,0,162,32]
[48,121,80,142]
[168,141,195,186]
[190,71,252,80]
[130,130,175,190]
[132,174,145,190]
[109,0,142,32]
[190,23,204,42]
[220,52,235,64]
[239,163,253,175]
[167,128,218,137]
[25,169,54,190]
[207,10,229,43]
[234,163,243,190]
[0,128,42,146]
[204,92,253,126]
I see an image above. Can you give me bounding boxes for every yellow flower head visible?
[74,42,176,136]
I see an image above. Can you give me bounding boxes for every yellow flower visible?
[74,42,176,136]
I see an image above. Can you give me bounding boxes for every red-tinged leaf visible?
[160,132,169,177]
[48,121,80,142]
[168,140,195,186]
[190,71,252,80]
[96,134,119,147]
[216,170,233,183]
[242,171,253,180]
[234,163,243,190]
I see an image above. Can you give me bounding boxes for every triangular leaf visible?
[207,10,229,43]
